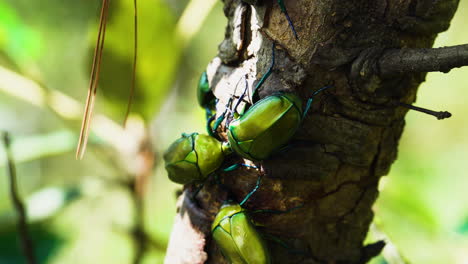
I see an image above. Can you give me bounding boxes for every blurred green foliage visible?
[370,2,468,263]
[0,0,466,264]
[0,223,63,264]
[0,0,223,263]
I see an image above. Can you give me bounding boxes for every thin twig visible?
[398,102,452,120]
[123,0,138,127]
[132,191,146,264]
[132,135,155,264]
[76,0,110,160]
[3,132,37,264]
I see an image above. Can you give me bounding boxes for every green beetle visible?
[227,93,303,161]
[163,133,230,184]
[228,82,332,161]
[212,175,270,264]
[212,202,270,264]
[208,42,276,138]
[211,174,302,263]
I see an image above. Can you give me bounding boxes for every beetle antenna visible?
[398,102,452,120]
[240,175,262,206]
[277,0,298,40]
[76,0,110,160]
[211,97,234,135]
[253,42,276,100]
[302,84,333,119]
[123,0,138,127]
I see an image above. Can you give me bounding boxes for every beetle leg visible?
[239,174,263,206]
[277,0,298,39]
[226,76,249,127]
[212,111,226,132]
[206,115,217,138]
[252,42,276,101]
[211,97,234,136]
[219,164,260,203]
[205,98,219,136]
[231,76,250,120]
[223,163,259,172]
[205,107,214,121]
[302,84,334,119]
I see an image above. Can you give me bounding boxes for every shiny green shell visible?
[163,133,225,184]
[227,93,302,161]
[212,203,270,264]
[197,71,215,109]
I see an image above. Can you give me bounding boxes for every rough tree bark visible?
[165,0,461,263]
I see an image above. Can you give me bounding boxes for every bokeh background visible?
[0,1,466,263]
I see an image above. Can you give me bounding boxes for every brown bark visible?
[165,0,460,263]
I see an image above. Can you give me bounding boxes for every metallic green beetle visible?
[211,174,303,263]
[212,202,270,264]
[163,133,230,184]
[227,93,303,161]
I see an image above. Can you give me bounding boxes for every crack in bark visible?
[316,180,361,201]
[237,3,252,61]
[335,186,372,225]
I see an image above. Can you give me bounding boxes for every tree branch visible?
[398,102,452,120]
[3,132,37,264]
[378,44,468,76]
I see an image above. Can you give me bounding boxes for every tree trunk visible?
[165,0,460,263]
